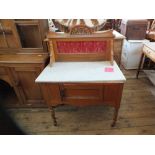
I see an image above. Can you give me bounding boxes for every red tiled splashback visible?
[56,41,107,54]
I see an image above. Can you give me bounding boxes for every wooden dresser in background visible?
[0,19,49,107]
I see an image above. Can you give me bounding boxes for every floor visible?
[2,69,155,134]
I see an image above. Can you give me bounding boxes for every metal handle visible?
[60,88,65,100]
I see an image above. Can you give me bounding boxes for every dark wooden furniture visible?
[137,42,155,78]
[0,54,48,107]
[120,19,148,40]
[0,19,49,107]
[36,29,126,127]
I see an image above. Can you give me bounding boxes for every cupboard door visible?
[0,19,20,49]
[59,84,104,106]
[11,67,44,105]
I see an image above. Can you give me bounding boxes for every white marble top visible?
[144,42,155,51]
[36,61,126,83]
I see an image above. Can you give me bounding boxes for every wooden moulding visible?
[110,39,114,65]
[49,41,56,67]
[47,29,114,39]
[46,29,115,66]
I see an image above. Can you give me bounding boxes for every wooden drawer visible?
[143,45,155,61]
[59,84,104,106]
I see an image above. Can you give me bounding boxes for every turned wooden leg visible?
[111,108,119,127]
[136,53,144,79]
[49,106,57,126]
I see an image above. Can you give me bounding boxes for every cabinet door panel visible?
[0,19,20,49]
[12,67,44,105]
[40,83,124,108]
[60,84,104,106]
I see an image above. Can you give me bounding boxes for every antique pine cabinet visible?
[36,28,126,126]
[0,19,49,107]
